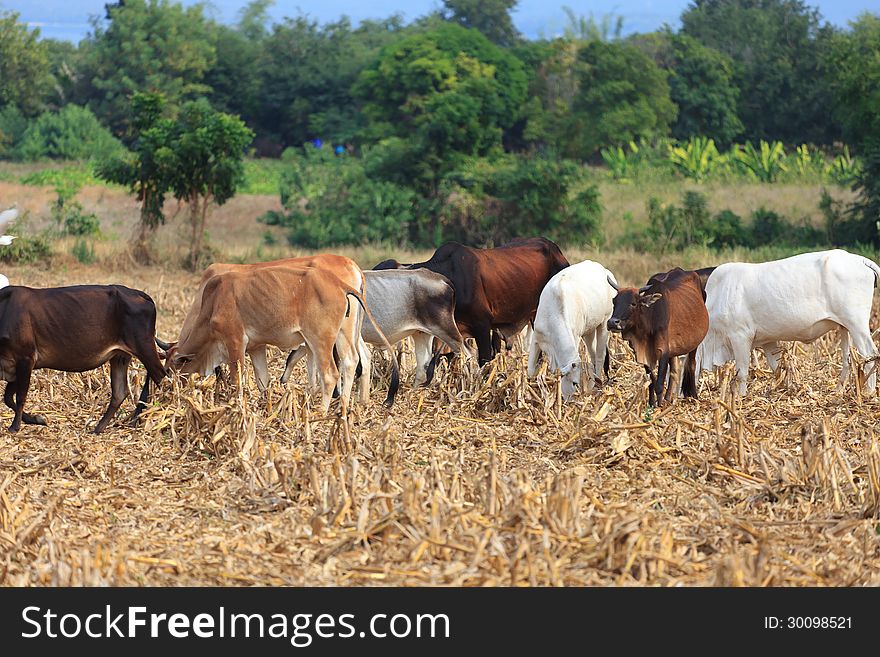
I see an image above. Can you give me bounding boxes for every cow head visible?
[160,342,197,374]
[559,360,581,400]
[606,276,662,333]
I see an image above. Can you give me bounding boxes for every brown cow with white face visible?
[166,266,397,413]
[607,268,709,406]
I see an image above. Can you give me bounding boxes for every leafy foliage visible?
[569,41,677,158]
[83,0,216,136]
[733,140,788,182]
[441,0,521,47]
[259,146,416,248]
[667,136,725,182]
[0,11,52,116]
[681,0,839,145]
[355,23,527,193]
[14,105,122,161]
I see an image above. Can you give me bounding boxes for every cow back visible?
[414,238,568,332]
[0,285,158,372]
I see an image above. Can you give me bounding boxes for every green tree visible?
[204,0,272,135]
[355,23,527,193]
[681,0,838,145]
[158,99,254,270]
[824,13,880,245]
[83,0,216,136]
[635,31,743,145]
[570,41,677,158]
[258,15,403,149]
[441,0,521,47]
[0,11,51,116]
[95,93,173,263]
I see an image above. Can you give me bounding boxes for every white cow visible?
[697,249,880,394]
[528,259,617,399]
[0,206,17,289]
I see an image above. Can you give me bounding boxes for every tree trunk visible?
[187,194,210,271]
[131,207,158,265]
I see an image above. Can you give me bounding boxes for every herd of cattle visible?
[0,228,878,434]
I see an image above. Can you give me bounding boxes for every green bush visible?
[0,105,28,158]
[71,238,97,264]
[260,145,416,248]
[14,105,123,161]
[0,233,52,264]
[709,209,747,248]
[440,155,602,246]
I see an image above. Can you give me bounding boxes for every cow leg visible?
[644,365,656,407]
[526,329,542,379]
[412,332,434,386]
[281,346,309,385]
[475,326,494,366]
[356,337,372,405]
[94,354,131,434]
[655,354,671,406]
[682,349,699,398]
[732,338,752,395]
[837,329,851,392]
[310,338,339,414]
[128,376,151,425]
[9,360,40,432]
[334,333,359,413]
[594,324,609,386]
[846,325,878,393]
[583,329,598,390]
[5,377,46,428]
[491,330,503,356]
[249,346,270,393]
[663,356,677,404]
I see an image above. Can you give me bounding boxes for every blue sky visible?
[0,0,871,43]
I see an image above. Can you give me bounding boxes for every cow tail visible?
[863,259,880,288]
[344,288,400,408]
[604,349,611,380]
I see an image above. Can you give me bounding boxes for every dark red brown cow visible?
[377,238,569,365]
[0,285,167,433]
[607,268,709,406]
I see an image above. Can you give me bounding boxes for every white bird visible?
[0,206,18,245]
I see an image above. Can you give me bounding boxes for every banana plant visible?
[826,145,860,185]
[600,140,639,182]
[790,144,825,178]
[733,140,788,182]
[667,136,723,182]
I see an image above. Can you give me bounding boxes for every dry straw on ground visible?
[1,263,879,586]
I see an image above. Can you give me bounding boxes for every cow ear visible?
[640,293,662,307]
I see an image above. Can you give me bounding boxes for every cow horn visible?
[155,337,173,351]
[638,285,652,294]
[606,275,619,291]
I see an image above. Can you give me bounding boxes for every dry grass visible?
[1,262,879,587]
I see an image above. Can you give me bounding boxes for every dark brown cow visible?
[0,285,167,433]
[606,268,709,406]
[376,238,569,365]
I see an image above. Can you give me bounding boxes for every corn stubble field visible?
[1,261,879,588]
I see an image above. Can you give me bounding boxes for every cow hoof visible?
[24,413,47,426]
[8,423,20,433]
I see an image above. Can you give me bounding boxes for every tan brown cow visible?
[166,266,397,413]
[607,268,709,406]
[170,254,381,405]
